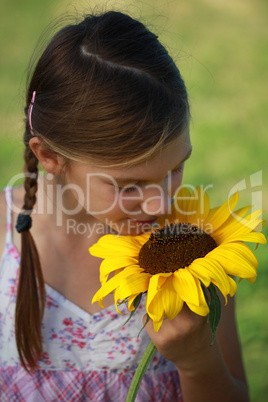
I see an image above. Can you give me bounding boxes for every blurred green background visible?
[1,0,267,399]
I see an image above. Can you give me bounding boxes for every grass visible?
[0,0,267,400]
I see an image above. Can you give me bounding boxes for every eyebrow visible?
[112,146,193,185]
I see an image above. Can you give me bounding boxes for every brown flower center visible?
[138,223,217,275]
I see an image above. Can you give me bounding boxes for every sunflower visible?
[90,186,266,332]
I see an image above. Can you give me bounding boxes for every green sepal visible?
[137,313,150,338]
[123,293,143,326]
[203,283,221,344]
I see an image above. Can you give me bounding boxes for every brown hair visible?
[16,11,189,371]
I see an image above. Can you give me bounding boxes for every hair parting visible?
[28,91,36,136]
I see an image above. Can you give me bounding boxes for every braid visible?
[15,125,46,372]
[22,143,39,212]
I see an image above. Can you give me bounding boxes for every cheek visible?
[117,193,144,213]
[88,188,118,213]
[87,186,139,217]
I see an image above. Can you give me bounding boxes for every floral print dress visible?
[0,187,183,401]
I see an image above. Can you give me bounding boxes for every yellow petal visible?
[92,266,144,304]
[228,276,237,297]
[133,232,151,246]
[146,273,171,309]
[172,269,200,305]
[173,186,210,225]
[222,232,267,245]
[205,192,239,232]
[153,318,165,332]
[212,205,253,241]
[184,278,209,315]
[220,205,252,225]
[116,273,150,301]
[194,277,210,310]
[146,273,172,323]
[146,287,165,324]
[172,186,193,223]
[100,257,139,283]
[189,258,231,298]
[213,209,264,244]
[212,206,252,234]
[186,300,209,316]
[173,185,192,200]
[209,246,257,279]
[90,234,144,258]
[254,220,266,232]
[113,288,127,314]
[188,186,210,225]
[214,242,258,268]
[128,293,140,311]
[246,276,257,284]
[162,276,184,320]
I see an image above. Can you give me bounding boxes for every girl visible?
[0,11,249,401]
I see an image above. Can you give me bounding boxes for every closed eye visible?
[114,161,186,194]
[117,183,140,194]
[171,163,185,174]
[117,164,184,193]
[121,185,138,194]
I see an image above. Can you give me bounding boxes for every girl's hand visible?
[144,299,250,402]
[144,305,213,372]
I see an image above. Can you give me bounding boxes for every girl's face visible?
[62,130,191,236]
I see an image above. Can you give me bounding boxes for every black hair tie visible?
[16,213,32,233]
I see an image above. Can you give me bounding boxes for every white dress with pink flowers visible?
[0,187,183,401]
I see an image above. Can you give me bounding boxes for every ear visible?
[29,137,64,175]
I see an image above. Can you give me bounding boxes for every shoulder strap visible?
[4,186,13,245]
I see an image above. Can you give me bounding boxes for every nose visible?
[140,184,171,216]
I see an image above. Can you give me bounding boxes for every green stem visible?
[126,341,156,402]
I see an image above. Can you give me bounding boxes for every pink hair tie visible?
[28,91,36,136]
